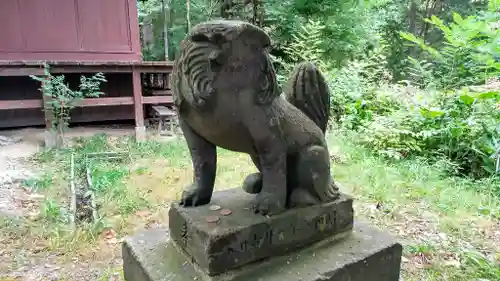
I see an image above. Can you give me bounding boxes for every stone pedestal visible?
[169,188,354,276]
[122,188,403,281]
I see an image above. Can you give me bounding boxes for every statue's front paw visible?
[252,192,286,216]
[180,185,212,207]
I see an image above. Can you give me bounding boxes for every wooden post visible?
[132,67,146,141]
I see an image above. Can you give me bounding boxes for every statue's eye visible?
[208,51,224,72]
[208,51,223,64]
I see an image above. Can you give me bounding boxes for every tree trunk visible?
[408,1,417,34]
[186,0,191,32]
[220,0,233,19]
[162,0,169,60]
[420,0,439,39]
[252,0,259,26]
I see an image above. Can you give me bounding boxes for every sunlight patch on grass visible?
[126,158,193,205]
[215,148,257,190]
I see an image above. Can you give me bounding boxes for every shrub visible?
[30,64,106,148]
[399,7,500,90]
[359,84,499,178]
[329,5,500,179]
[326,42,394,127]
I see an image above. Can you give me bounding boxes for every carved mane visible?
[171,39,220,109]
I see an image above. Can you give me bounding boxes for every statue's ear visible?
[236,24,271,49]
[190,31,226,47]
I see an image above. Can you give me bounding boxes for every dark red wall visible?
[0,0,141,61]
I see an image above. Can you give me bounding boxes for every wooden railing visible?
[0,95,174,110]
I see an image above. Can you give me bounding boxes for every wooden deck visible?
[0,60,175,135]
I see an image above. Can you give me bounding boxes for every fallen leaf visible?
[106,237,118,245]
[135,210,151,218]
[102,228,117,240]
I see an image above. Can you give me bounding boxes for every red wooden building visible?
[0,0,173,139]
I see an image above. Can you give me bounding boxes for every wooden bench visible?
[150,105,178,136]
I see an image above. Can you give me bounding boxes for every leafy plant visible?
[399,5,500,90]
[282,19,328,72]
[359,85,499,178]
[42,198,69,224]
[419,87,499,177]
[361,111,423,160]
[326,42,395,126]
[30,64,107,148]
[23,174,53,192]
[271,19,330,86]
[323,3,500,179]
[461,249,500,280]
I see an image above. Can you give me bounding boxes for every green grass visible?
[1,130,499,280]
[2,134,190,256]
[328,130,500,280]
[22,174,53,192]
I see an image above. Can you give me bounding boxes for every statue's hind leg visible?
[289,145,340,208]
[242,172,262,194]
[243,147,339,207]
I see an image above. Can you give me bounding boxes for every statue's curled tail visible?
[284,62,331,133]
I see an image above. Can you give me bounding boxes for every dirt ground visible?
[0,126,135,213]
[0,125,140,281]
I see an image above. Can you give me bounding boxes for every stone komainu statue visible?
[171,20,339,215]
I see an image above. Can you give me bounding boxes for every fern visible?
[405,57,436,88]
[282,19,328,72]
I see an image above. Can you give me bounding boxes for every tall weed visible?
[400,7,500,90]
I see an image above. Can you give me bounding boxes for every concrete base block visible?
[122,221,403,281]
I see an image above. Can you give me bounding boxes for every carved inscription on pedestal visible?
[168,190,354,276]
[222,208,343,255]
